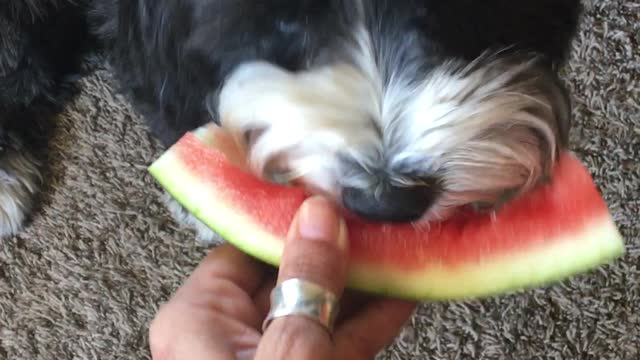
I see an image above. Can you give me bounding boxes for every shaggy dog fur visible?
[0,0,583,238]
[0,0,95,236]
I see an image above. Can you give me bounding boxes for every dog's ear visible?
[547,72,573,149]
[522,57,573,151]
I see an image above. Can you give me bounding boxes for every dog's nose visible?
[342,184,436,222]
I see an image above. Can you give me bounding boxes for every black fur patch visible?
[89,0,582,146]
[0,0,583,233]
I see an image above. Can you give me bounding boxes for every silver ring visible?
[262,278,339,334]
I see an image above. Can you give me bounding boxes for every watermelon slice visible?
[148,125,625,301]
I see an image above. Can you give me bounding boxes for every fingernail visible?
[296,197,348,250]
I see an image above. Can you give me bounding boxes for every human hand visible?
[149,196,417,360]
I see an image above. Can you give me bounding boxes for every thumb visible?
[254,196,349,360]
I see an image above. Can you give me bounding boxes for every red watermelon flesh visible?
[148,125,625,300]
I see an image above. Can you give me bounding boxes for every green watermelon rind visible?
[149,150,625,301]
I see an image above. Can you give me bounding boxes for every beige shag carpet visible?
[1,1,639,359]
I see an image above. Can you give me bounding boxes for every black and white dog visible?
[1,0,582,238]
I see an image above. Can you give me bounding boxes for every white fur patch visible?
[218,60,382,198]
[216,22,564,222]
[0,144,41,238]
[393,57,560,219]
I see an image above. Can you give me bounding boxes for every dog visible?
[0,0,582,240]
[0,0,96,236]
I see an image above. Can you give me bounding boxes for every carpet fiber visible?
[1,1,639,359]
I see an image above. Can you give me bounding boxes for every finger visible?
[149,244,267,360]
[150,303,260,360]
[252,275,276,318]
[334,299,417,359]
[276,196,349,296]
[333,290,373,326]
[255,196,349,360]
[177,243,267,299]
[172,243,268,329]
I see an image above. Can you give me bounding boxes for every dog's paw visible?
[0,142,41,238]
[162,192,224,245]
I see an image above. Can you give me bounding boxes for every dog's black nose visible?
[342,184,436,222]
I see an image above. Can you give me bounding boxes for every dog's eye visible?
[264,169,290,185]
[244,129,265,147]
[277,20,301,35]
[263,161,294,186]
[389,173,440,189]
[389,163,438,187]
[471,201,495,212]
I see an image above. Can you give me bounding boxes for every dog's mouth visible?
[225,133,467,225]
